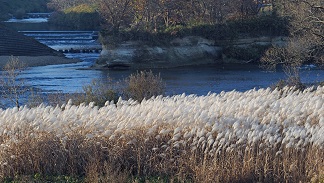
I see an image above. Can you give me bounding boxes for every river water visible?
[3,18,324,97]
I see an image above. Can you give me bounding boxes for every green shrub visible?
[228,15,290,37]
[13,8,26,19]
[223,44,270,62]
[177,24,238,40]
[48,11,100,30]
[64,4,96,14]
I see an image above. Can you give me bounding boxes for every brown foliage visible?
[123,70,165,102]
[93,0,265,33]
[0,126,323,182]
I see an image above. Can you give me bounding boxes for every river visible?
[3,18,324,99]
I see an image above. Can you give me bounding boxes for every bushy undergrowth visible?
[101,15,289,47]
[48,4,100,30]
[0,86,323,182]
[223,44,270,62]
[123,71,165,102]
[227,14,290,37]
[25,70,165,108]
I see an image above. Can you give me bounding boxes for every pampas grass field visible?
[0,86,323,182]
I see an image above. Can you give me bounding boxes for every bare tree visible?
[261,37,310,83]
[278,0,323,65]
[93,0,133,32]
[261,0,323,85]
[0,56,27,108]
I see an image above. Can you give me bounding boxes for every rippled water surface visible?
[22,59,324,96]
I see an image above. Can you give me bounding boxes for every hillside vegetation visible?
[48,4,100,30]
[0,0,49,20]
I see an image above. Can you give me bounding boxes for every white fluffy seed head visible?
[0,87,321,152]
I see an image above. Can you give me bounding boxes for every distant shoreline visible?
[0,56,81,69]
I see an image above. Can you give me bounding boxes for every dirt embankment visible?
[0,56,80,68]
[0,25,80,68]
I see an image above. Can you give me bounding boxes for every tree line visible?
[47,0,273,32]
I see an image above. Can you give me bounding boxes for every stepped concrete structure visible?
[0,24,62,56]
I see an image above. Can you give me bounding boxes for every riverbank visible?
[96,36,288,69]
[0,56,81,68]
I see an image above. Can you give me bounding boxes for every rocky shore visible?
[96,36,222,69]
[96,36,287,69]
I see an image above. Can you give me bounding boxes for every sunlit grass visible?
[0,86,323,182]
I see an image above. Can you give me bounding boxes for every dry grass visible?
[123,70,165,102]
[0,87,323,182]
[0,125,323,182]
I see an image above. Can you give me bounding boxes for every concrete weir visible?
[19,31,99,40]
[59,48,102,54]
[19,30,101,53]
